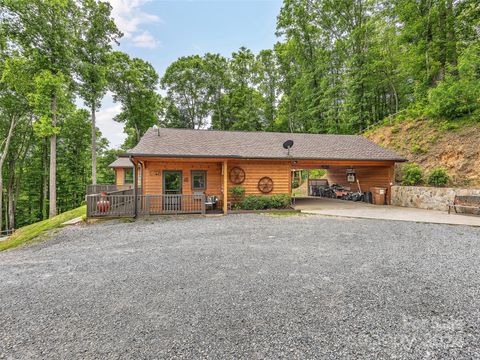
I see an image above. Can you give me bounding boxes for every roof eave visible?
[118,152,407,162]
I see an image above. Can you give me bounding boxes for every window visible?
[191,171,206,190]
[124,168,134,184]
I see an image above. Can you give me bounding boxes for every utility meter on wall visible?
[346,168,356,183]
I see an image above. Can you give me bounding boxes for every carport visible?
[291,159,398,204]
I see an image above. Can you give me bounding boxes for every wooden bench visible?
[448,195,480,215]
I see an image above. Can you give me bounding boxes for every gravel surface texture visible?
[1,214,480,359]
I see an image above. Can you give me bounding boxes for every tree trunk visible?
[91,105,97,185]
[0,116,16,232]
[8,158,14,230]
[49,95,57,218]
[42,138,48,220]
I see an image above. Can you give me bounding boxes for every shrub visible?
[269,194,291,208]
[230,186,245,202]
[241,195,269,210]
[241,194,291,210]
[230,186,245,207]
[427,168,450,187]
[411,143,427,154]
[402,163,423,186]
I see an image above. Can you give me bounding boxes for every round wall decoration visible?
[229,167,246,184]
[258,177,274,194]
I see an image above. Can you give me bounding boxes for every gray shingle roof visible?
[108,158,134,168]
[122,128,406,162]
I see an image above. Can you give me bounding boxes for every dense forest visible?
[0,0,479,232]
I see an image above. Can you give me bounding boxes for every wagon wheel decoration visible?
[229,167,246,184]
[258,177,274,194]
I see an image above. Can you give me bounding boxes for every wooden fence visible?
[86,193,206,218]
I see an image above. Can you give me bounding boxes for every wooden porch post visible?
[223,160,228,214]
[133,158,138,218]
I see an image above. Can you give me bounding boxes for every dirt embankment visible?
[366,119,480,187]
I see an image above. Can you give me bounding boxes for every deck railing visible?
[86,193,136,217]
[86,184,133,195]
[86,193,206,218]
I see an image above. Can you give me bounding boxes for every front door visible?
[163,171,182,211]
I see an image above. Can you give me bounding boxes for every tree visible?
[0,57,33,232]
[256,50,280,130]
[215,47,264,131]
[57,109,91,212]
[108,51,163,147]
[161,55,212,129]
[2,0,78,218]
[76,0,121,185]
[203,53,229,129]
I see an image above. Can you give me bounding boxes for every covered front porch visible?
[87,158,248,217]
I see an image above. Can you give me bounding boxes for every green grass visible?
[0,206,86,251]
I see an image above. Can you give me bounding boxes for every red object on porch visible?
[97,192,110,212]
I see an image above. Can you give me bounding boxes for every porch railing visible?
[86,184,133,195]
[86,194,206,218]
[86,193,136,217]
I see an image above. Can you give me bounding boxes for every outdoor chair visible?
[205,195,218,210]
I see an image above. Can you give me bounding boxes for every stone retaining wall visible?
[391,186,480,211]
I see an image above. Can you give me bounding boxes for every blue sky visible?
[96,0,283,148]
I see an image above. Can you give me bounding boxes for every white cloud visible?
[96,103,126,149]
[108,0,160,46]
[132,31,158,49]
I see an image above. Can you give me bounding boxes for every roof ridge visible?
[152,127,362,137]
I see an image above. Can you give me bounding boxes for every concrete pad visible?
[294,197,480,227]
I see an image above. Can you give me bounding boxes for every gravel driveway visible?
[1,214,480,359]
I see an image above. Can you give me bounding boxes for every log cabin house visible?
[87,127,405,217]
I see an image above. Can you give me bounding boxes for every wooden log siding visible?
[139,159,291,201]
[115,168,124,186]
[227,161,291,202]
[142,161,223,197]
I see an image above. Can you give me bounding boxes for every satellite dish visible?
[283,140,294,149]
[283,140,294,155]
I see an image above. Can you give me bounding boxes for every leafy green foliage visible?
[30,70,72,137]
[426,44,480,120]
[411,143,427,155]
[309,169,326,179]
[241,194,291,210]
[229,186,246,204]
[402,163,424,186]
[108,51,163,147]
[427,168,450,187]
[159,0,479,133]
[0,0,131,231]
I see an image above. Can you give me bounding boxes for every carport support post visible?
[223,160,228,214]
